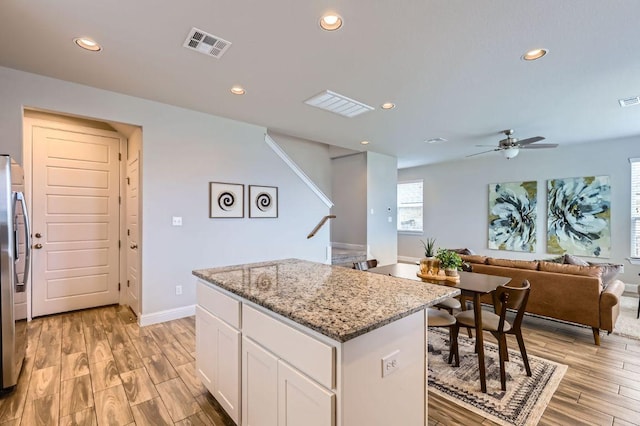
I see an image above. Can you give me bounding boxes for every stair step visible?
[331,248,367,268]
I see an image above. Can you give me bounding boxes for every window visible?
[397,180,423,233]
[631,158,640,258]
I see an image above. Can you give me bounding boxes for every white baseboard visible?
[139,304,196,326]
[398,255,420,264]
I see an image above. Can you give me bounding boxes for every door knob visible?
[35,232,42,238]
[34,243,43,249]
[130,244,138,249]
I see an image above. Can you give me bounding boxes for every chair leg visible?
[592,327,601,346]
[449,324,460,367]
[515,332,532,376]
[498,334,507,391]
[637,297,639,319]
[459,297,473,338]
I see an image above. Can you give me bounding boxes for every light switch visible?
[388,216,393,223]
[172,216,183,226]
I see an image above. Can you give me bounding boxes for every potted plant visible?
[420,238,439,275]
[436,248,462,277]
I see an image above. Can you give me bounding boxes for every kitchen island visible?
[193,258,459,426]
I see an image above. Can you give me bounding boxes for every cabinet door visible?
[215,317,241,424]
[243,337,278,426]
[277,360,335,426]
[195,306,216,393]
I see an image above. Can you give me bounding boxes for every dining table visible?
[368,263,512,393]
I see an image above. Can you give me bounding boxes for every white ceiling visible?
[1,1,640,168]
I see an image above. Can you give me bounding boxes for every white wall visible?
[331,153,367,245]
[0,66,330,319]
[366,152,398,265]
[398,136,640,284]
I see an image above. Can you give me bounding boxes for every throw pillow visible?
[459,254,488,264]
[450,248,475,255]
[588,262,623,286]
[563,254,590,266]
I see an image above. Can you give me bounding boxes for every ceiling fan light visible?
[522,48,548,61]
[503,147,520,159]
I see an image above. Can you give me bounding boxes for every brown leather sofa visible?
[460,255,625,345]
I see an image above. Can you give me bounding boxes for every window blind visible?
[631,158,640,257]
[397,180,423,233]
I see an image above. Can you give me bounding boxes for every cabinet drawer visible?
[243,305,335,389]
[197,280,241,329]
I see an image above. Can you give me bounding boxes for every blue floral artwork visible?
[488,181,537,252]
[547,176,611,257]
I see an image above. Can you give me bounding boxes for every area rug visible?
[428,327,567,426]
[613,295,640,340]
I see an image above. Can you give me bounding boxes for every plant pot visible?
[420,257,440,275]
[444,268,459,277]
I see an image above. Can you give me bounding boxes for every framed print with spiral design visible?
[209,182,244,218]
[249,185,278,218]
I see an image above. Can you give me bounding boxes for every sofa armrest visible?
[599,279,625,332]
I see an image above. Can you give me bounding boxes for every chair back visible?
[353,259,378,270]
[493,280,531,332]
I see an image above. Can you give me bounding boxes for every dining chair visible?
[353,259,378,270]
[434,296,473,338]
[427,308,459,366]
[451,280,532,391]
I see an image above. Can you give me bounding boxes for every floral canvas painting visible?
[488,181,537,252]
[547,176,611,257]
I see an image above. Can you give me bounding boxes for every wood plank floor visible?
[1,304,639,425]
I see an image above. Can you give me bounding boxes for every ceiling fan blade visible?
[517,136,545,146]
[475,144,500,147]
[521,143,559,149]
[466,148,500,157]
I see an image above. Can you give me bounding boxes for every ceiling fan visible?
[468,129,559,159]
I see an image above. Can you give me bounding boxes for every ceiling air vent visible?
[619,96,640,108]
[304,90,374,118]
[183,27,231,59]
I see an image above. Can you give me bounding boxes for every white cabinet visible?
[278,360,335,426]
[195,305,241,424]
[242,337,278,426]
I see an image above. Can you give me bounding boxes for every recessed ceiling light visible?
[522,48,548,61]
[360,140,370,145]
[425,138,448,144]
[73,37,102,52]
[381,102,396,110]
[230,86,246,95]
[320,13,343,31]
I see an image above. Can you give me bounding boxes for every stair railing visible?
[307,215,336,239]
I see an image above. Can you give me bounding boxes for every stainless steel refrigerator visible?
[0,155,30,392]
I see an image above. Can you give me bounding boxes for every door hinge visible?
[118,283,121,291]
[118,240,121,249]
[127,280,130,288]
[127,176,130,185]
[119,196,122,204]
[119,153,122,161]
[127,229,130,236]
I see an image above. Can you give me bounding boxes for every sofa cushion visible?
[539,261,602,278]
[563,254,590,266]
[588,262,623,286]
[486,258,539,270]
[459,254,487,264]
[537,255,564,263]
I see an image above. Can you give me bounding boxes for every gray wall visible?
[0,66,330,318]
[331,153,367,245]
[398,136,640,284]
[367,152,398,265]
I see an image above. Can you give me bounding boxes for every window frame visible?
[630,158,640,260]
[397,179,424,235]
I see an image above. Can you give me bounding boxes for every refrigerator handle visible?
[15,192,31,291]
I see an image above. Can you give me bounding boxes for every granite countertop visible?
[193,258,459,342]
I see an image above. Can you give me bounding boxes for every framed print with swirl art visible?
[209,182,244,218]
[249,185,278,218]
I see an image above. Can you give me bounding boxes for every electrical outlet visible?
[381,350,400,377]
[175,285,182,295]
[172,216,182,226]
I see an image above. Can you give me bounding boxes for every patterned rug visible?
[428,327,567,426]
[612,295,640,340]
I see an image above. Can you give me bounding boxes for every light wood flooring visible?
[0,305,233,426]
[1,304,639,425]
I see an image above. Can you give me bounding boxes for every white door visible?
[277,360,335,426]
[125,149,140,315]
[31,126,121,317]
[243,337,278,426]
